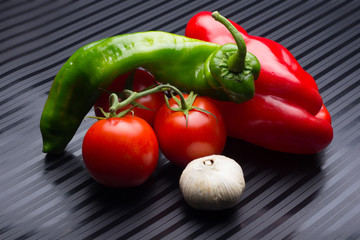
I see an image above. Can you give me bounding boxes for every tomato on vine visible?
[83,83,177,188]
[82,115,159,188]
[154,93,227,168]
[84,82,226,188]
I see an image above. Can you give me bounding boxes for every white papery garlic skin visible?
[179,155,245,211]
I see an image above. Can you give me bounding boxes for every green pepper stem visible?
[212,11,247,73]
[108,83,188,115]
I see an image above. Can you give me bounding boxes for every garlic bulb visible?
[179,155,245,211]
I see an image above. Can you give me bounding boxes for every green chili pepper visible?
[40,12,260,154]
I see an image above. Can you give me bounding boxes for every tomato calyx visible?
[165,91,217,127]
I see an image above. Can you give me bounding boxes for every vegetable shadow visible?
[43,151,180,207]
[42,151,184,236]
[223,137,324,173]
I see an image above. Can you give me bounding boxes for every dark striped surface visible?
[1,0,360,239]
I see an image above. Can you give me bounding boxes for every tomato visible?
[153,94,227,168]
[94,69,164,126]
[82,116,159,188]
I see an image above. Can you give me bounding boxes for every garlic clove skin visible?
[179,155,245,211]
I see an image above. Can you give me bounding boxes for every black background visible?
[1,0,360,239]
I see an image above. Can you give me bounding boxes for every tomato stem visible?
[108,83,188,117]
[103,83,217,127]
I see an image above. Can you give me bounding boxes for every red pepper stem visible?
[212,11,247,73]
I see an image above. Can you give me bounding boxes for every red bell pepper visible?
[185,12,333,154]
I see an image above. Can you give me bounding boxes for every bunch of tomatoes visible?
[82,69,227,188]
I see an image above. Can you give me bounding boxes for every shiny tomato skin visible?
[82,116,159,188]
[154,95,227,168]
[94,69,164,126]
